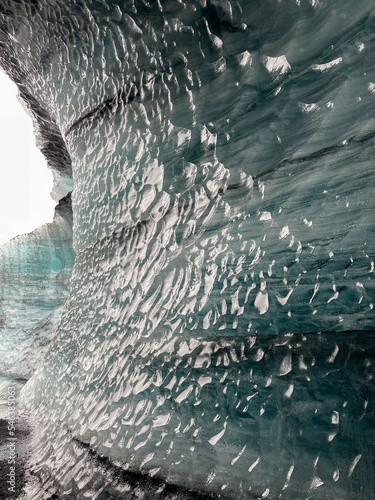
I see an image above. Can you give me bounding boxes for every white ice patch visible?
[209,421,227,446]
[348,454,362,477]
[175,385,193,403]
[259,211,272,221]
[248,457,261,473]
[279,226,290,239]
[263,55,291,75]
[276,288,293,306]
[312,57,342,72]
[300,103,318,113]
[237,50,252,67]
[152,413,171,428]
[254,291,269,315]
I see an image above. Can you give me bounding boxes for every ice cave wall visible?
[0,0,374,499]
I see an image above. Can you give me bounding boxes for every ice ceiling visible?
[0,0,374,499]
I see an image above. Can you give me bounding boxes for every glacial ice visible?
[0,195,75,379]
[0,0,374,498]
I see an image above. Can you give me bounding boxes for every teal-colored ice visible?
[0,195,75,378]
[0,0,374,498]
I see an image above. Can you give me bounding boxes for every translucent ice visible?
[0,0,374,499]
[0,195,75,378]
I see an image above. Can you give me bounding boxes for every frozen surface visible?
[0,0,374,498]
[0,195,75,379]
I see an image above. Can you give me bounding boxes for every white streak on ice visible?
[312,57,342,71]
[209,421,227,446]
[348,454,362,477]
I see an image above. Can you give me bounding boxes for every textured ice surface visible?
[0,0,374,498]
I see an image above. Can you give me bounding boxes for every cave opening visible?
[0,69,55,247]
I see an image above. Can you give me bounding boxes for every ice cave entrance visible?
[0,69,55,247]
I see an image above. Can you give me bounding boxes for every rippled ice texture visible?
[0,0,375,498]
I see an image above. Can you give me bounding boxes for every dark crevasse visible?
[0,0,374,499]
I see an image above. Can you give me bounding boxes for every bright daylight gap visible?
[0,69,55,247]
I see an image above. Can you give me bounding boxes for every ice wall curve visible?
[0,1,374,499]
